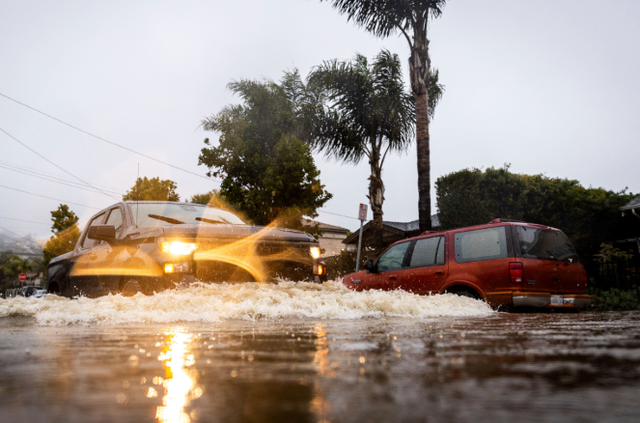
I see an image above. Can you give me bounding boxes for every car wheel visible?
[122,280,142,297]
[455,288,480,300]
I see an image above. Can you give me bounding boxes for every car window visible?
[409,236,445,268]
[128,203,245,227]
[377,242,410,272]
[515,226,579,262]
[105,207,124,238]
[455,226,508,263]
[81,212,106,249]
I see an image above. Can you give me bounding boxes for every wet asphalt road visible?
[1,311,639,423]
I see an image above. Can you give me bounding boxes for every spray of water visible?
[0,280,493,326]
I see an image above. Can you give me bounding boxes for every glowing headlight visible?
[164,262,189,273]
[160,241,197,256]
[310,246,321,259]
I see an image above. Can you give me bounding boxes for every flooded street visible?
[1,281,639,423]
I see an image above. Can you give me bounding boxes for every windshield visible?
[515,225,579,263]
[127,203,246,228]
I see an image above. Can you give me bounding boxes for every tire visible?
[47,282,61,295]
[122,280,142,297]
[454,288,480,300]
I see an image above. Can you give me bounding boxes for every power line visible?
[0,227,48,230]
[0,227,42,249]
[0,216,50,225]
[318,209,360,221]
[0,231,20,241]
[0,92,222,184]
[0,184,101,210]
[0,162,123,196]
[0,126,119,200]
[0,93,368,223]
[0,159,125,194]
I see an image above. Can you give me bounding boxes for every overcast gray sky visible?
[1,0,639,244]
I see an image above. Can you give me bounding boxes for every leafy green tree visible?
[0,253,35,295]
[435,166,636,259]
[50,204,78,232]
[189,190,219,205]
[0,250,13,293]
[308,50,416,247]
[122,177,180,201]
[198,70,332,234]
[1,255,33,277]
[42,204,81,267]
[321,0,447,233]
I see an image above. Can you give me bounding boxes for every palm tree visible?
[308,50,415,247]
[321,0,447,232]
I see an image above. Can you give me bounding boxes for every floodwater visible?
[1,281,639,423]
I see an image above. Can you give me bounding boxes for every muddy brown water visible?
[1,281,639,423]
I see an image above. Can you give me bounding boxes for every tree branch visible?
[398,26,413,48]
[380,144,391,169]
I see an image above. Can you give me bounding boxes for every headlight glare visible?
[310,246,321,259]
[160,241,197,255]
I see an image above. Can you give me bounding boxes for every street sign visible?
[358,203,368,221]
[19,273,26,283]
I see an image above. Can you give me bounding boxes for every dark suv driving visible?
[47,201,326,297]
[342,219,592,310]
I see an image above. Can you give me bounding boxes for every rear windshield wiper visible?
[148,214,185,225]
[196,217,228,225]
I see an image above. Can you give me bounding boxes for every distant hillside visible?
[0,235,43,257]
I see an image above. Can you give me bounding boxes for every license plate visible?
[550,295,563,306]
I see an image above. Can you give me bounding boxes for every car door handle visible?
[88,253,98,260]
[389,275,397,280]
[435,271,445,276]
[553,277,560,281]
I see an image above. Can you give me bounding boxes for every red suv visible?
[342,219,592,310]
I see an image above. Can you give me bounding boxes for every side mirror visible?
[88,225,116,242]
[364,260,375,273]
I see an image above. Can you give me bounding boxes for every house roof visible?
[343,215,440,246]
[621,194,640,211]
[302,219,350,234]
[383,215,440,233]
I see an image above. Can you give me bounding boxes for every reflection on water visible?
[156,329,200,423]
[311,323,332,423]
[2,310,640,422]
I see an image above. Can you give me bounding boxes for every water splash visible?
[0,280,494,326]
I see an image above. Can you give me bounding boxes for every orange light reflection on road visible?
[156,329,199,423]
[311,324,333,421]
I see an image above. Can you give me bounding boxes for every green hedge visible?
[435,166,637,260]
[588,288,640,311]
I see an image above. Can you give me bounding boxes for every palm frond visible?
[321,0,448,39]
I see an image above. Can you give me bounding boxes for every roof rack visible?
[488,218,525,224]
[420,230,441,235]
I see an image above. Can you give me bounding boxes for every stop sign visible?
[19,273,26,283]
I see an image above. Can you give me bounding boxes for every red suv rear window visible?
[515,226,579,263]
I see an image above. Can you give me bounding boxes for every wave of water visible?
[0,280,493,326]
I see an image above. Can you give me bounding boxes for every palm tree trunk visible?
[369,149,385,249]
[415,90,431,232]
[410,22,433,233]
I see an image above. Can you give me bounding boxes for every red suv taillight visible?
[509,262,523,284]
